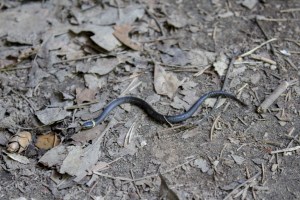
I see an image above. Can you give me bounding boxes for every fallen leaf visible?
[70,25,121,51]
[39,145,67,167]
[154,64,184,99]
[160,47,189,66]
[88,5,144,26]
[84,74,107,90]
[35,108,70,125]
[7,131,32,153]
[59,137,102,182]
[71,124,105,143]
[35,132,61,150]
[0,4,50,45]
[113,24,142,51]
[170,96,190,110]
[76,88,97,104]
[4,152,30,164]
[188,49,217,66]
[88,58,119,75]
[213,53,228,76]
[204,97,227,108]
[231,155,245,165]
[194,158,210,173]
[166,11,188,28]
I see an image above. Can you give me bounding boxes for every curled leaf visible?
[35,132,61,150]
[7,131,32,153]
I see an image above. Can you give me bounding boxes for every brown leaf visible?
[113,24,142,51]
[154,64,184,99]
[76,88,97,104]
[35,132,61,150]
[7,131,32,153]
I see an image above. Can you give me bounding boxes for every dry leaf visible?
[35,132,61,150]
[213,53,228,76]
[113,24,142,51]
[71,25,121,51]
[39,145,67,167]
[35,107,70,125]
[4,152,30,164]
[88,58,119,75]
[76,88,97,104]
[7,131,32,153]
[154,64,184,99]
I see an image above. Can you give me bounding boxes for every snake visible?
[82,90,247,130]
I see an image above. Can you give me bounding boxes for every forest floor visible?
[0,0,299,199]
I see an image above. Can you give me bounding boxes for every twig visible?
[66,100,99,110]
[250,54,276,65]
[257,81,290,113]
[145,9,164,36]
[210,115,220,140]
[223,172,261,200]
[94,158,195,182]
[284,38,300,47]
[52,53,122,65]
[280,8,300,13]
[130,169,142,199]
[271,146,300,154]
[284,57,298,70]
[120,77,142,96]
[124,121,136,147]
[239,38,278,58]
[139,36,183,43]
[11,89,37,112]
[256,16,292,22]
[261,163,265,183]
[0,66,31,73]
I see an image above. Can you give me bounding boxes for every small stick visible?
[257,81,289,113]
[210,115,220,140]
[94,158,195,182]
[284,57,298,70]
[250,54,276,65]
[280,8,300,13]
[271,146,300,154]
[261,163,265,183]
[130,169,142,199]
[145,9,164,36]
[0,66,31,72]
[256,16,290,22]
[239,38,277,58]
[124,121,136,147]
[66,100,99,110]
[223,172,261,200]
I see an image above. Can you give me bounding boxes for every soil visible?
[0,0,299,200]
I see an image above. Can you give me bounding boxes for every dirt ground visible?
[0,0,300,199]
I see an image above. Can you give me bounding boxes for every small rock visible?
[271,164,278,172]
[241,0,258,9]
[270,65,277,70]
[231,155,245,165]
[194,158,209,173]
[250,72,261,84]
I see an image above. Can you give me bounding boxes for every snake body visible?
[82,90,247,130]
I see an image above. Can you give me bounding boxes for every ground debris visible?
[154,64,184,98]
[35,107,70,125]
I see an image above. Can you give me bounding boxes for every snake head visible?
[82,120,96,130]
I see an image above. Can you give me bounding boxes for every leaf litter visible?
[0,1,299,199]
